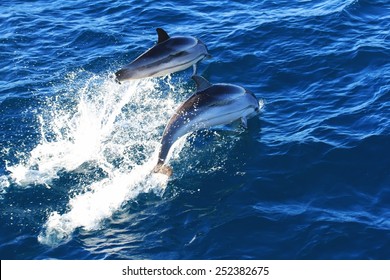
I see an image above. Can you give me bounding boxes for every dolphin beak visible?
[114,70,123,84]
[109,73,122,84]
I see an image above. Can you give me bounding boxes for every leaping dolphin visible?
[153,75,262,176]
[115,28,210,82]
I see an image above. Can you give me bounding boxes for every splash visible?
[8,74,179,185]
[6,71,188,245]
[0,175,10,199]
[38,160,169,246]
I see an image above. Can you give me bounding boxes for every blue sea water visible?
[1,0,389,260]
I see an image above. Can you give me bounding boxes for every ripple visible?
[1,0,390,260]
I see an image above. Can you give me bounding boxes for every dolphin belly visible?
[156,100,258,170]
[143,50,208,78]
[190,102,258,130]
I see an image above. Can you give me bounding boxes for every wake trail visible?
[4,72,184,246]
[38,159,168,246]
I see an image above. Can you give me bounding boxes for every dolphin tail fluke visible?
[152,163,173,177]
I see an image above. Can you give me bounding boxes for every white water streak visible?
[7,73,183,245]
[38,160,168,246]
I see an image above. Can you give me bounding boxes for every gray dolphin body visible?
[115,28,210,82]
[153,76,261,176]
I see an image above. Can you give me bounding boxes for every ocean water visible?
[0,0,389,260]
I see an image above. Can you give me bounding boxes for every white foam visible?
[7,75,177,184]
[0,175,10,199]
[5,71,184,246]
[38,159,169,246]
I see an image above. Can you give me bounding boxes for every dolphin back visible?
[115,28,209,82]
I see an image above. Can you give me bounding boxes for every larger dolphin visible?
[153,76,262,176]
[115,28,210,82]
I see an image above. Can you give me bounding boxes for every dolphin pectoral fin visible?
[153,163,173,177]
[156,28,170,44]
[241,117,248,129]
[192,63,197,76]
[192,75,212,92]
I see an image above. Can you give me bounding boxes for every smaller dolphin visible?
[153,76,262,176]
[115,28,210,82]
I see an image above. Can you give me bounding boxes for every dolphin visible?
[153,75,262,176]
[115,28,210,82]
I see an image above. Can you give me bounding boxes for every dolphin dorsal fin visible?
[156,28,170,44]
[192,75,212,92]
